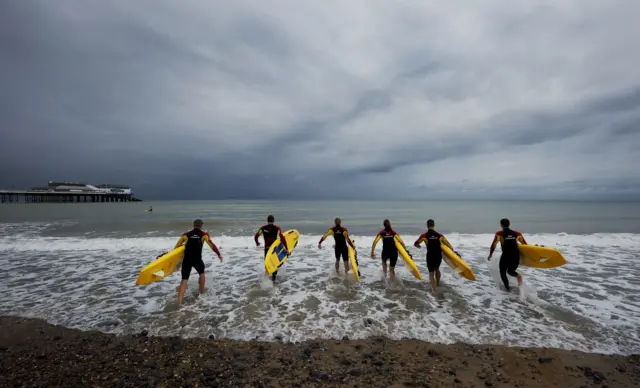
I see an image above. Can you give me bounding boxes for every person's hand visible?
[413,243,420,248]
[318,243,322,249]
[487,254,492,261]
[256,242,261,247]
[218,255,223,263]
[371,252,376,259]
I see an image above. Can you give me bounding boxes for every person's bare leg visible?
[517,273,523,287]
[335,261,340,274]
[177,280,188,306]
[435,269,441,287]
[390,266,396,282]
[429,272,437,292]
[198,274,206,294]
[381,260,388,280]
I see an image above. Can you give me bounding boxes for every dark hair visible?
[383,219,390,228]
[193,219,203,228]
[267,215,275,223]
[334,217,341,225]
[500,218,510,228]
[426,219,435,227]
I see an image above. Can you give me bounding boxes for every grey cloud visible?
[1,1,639,200]
[490,87,640,146]
[335,86,640,177]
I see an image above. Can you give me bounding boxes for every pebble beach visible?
[1,316,638,387]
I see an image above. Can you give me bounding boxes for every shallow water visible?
[0,200,639,355]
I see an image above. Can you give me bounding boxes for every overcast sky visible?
[1,0,639,200]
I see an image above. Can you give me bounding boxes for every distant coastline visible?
[129,198,640,203]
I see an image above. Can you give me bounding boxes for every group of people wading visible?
[173,216,526,305]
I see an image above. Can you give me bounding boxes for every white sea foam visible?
[0,233,639,355]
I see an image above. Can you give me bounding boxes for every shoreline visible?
[1,316,638,387]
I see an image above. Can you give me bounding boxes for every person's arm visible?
[278,227,289,253]
[254,227,262,246]
[488,232,500,259]
[413,233,427,248]
[344,229,356,250]
[318,228,333,248]
[440,234,454,250]
[371,232,382,257]
[175,234,187,249]
[203,234,222,261]
[516,231,528,245]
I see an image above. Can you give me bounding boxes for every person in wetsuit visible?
[488,218,528,291]
[318,217,357,275]
[174,219,223,306]
[254,214,290,282]
[413,219,455,292]
[371,219,407,282]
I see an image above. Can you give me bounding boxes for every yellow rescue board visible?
[348,245,360,282]
[518,244,567,268]
[441,245,476,281]
[395,235,422,280]
[135,246,185,285]
[264,229,300,274]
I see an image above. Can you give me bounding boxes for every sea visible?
[0,200,639,355]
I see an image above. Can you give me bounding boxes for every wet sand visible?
[0,316,638,387]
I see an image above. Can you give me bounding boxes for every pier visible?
[0,181,142,204]
[0,190,138,204]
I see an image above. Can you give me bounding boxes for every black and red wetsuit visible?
[372,228,400,267]
[254,223,289,279]
[489,228,528,290]
[413,229,454,272]
[174,228,220,280]
[319,225,355,262]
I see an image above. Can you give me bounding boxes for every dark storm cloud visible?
[289,86,640,179]
[1,0,639,200]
